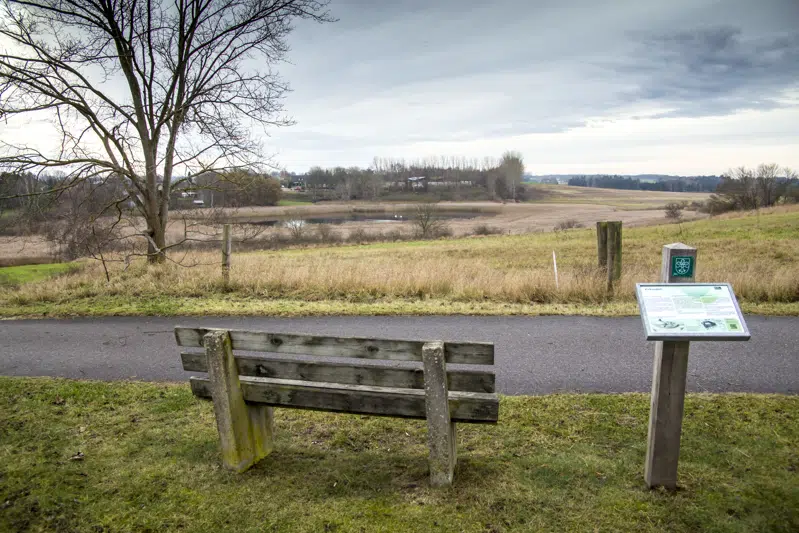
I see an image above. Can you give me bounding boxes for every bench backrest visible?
[176,327,498,423]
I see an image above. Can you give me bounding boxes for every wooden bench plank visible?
[181,352,495,393]
[175,327,494,365]
[189,376,499,424]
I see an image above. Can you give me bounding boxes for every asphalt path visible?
[0,315,796,394]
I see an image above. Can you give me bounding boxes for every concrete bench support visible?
[423,341,456,487]
[204,330,274,472]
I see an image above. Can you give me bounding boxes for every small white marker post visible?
[644,243,697,489]
[222,224,232,285]
[552,250,559,290]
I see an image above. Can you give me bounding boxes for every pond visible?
[248,211,496,227]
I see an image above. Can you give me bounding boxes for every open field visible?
[1,377,796,532]
[529,184,711,209]
[0,186,710,264]
[0,206,796,318]
[172,200,706,239]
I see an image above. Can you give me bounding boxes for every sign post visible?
[639,243,750,490]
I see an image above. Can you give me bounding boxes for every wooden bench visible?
[175,326,499,486]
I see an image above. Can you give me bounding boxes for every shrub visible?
[347,227,368,244]
[473,224,502,236]
[385,228,407,241]
[704,194,737,215]
[664,202,684,222]
[553,219,583,231]
[314,223,336,243]
[431,224,453,238]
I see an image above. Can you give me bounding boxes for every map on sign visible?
[635,283,750,341]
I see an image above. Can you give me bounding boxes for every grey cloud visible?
[270,1,799,159]
[617,26,799,118]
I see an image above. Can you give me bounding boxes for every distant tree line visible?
[298,152,525,201]
[179,171,282,209]
[565,165,799,214]
[1,172,129,227]
[707,164,798,214]
[567,175,721,192]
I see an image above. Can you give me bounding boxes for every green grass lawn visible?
[1,377,796,532]
[0,262,76,287]
[277,198,313,206]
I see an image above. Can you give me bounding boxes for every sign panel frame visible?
[635,283,750,341]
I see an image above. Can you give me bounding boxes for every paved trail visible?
[0,316,796,394]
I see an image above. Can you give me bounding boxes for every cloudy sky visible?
[1,0,797,176]
[266,0,799,174]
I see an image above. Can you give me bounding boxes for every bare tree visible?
[412,203,447,239]
[499,151,524,201]
[713,164,789,213]
[284,218,305,240]
[755,163,780,208]
[0,0,332,262]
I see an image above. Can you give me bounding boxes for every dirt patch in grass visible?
[0,377,796,532]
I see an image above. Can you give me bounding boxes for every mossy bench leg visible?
[205,330,274,472]
[423,341,456,487]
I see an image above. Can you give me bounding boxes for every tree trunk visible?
[146,214,167,264]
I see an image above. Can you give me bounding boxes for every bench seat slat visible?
[175,327,494,365]
[189,376,499,424]
[181,352,495,393]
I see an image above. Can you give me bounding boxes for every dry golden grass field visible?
[1,204,796,318]
[0,185,711,264]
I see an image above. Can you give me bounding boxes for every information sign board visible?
[636,283,750,341]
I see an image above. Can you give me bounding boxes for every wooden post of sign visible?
[644,242,697,489]
[222,224,232,285]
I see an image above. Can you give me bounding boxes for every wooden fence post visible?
[596,222,608,269]
[606,221,622,291]
[598,221,622,290]
[607,221,622,280]
[644,242,697,489]
[204,330,274,473]
[422,341,456,487]
[222,224,232,284]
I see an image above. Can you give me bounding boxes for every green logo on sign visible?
[671,256,694,278]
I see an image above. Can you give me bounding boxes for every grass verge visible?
[0,377,796,532]
[0,262,77,287]
[0,294,796,318]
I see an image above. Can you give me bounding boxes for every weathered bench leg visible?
[204,330,274,472]
[423,341,456,487]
